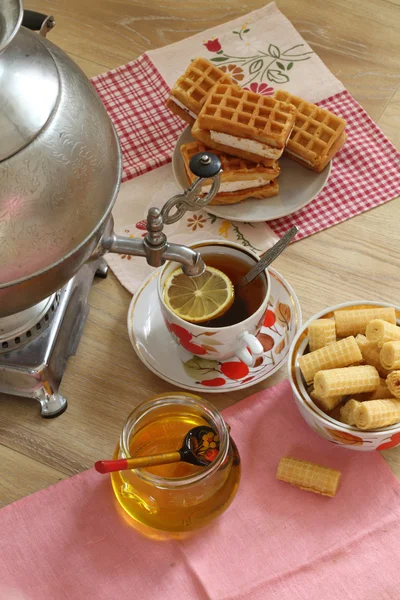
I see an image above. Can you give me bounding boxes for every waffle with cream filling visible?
[166,58,234,125]
[273,90,346,172]
[192,84,297,164]
[181,141,279,205]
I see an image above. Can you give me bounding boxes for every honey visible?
[111,393,240,539]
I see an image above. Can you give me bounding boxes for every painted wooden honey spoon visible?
[95,425,220,474]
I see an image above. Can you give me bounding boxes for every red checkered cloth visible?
[91,53,185,182]
[91,55,400,238]
[269,90,400,239]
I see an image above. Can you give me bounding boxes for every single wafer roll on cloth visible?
[298,336,362,384]
[310,389,343,412]
[354,398,400,430]
[276,456,341,497]
[386,371,400,399]
[314,365,380,398]
[380,341,400,370]
[340,399,363,426]
[334,307,396,337]
[355,334,390,377]
[366,319,400,348]
[308,319,336,352]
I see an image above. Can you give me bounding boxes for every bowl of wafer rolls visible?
[288,302,400,451]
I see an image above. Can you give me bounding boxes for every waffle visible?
[353,378,394,401]
[314,365,380,398]
[298,336,362,384]
[380,341,400,370]
[355,334,390,377]
[276,456,341,497]
[180,141,280,205]
[166,58,235,125]
[334,307,396,337]
[310,389,343,412]
[340,399,362,425]
[386,371,400,399]
[273,90,347,172]
[193,84,297,163]
[368,378,394,400]
[203,180,279,205]
[354,398,400,430]
[366,319,400,348]
[308,318,336,352]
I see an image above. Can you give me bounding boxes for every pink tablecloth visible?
[1,380,400,599]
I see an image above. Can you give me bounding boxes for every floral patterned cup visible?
[158,240,271,366]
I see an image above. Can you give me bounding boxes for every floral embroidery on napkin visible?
[186,214,208,231]
[203,26,313,88]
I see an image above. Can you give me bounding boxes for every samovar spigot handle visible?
[142,207,168,268]
[141,151,222,275]
[161,151,222,225]
[103,153,221,277]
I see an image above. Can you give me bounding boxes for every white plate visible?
[172,126,331,223]
[127,267,302,393]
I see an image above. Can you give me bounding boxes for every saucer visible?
[172,126,331,223]
[127,268,302,393]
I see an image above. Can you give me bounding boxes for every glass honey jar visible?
[111,392,241,540]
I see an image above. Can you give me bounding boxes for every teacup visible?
[158,240,271,366]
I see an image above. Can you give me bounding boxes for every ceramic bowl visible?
[288,301,400,451]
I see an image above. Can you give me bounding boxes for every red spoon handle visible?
[95,451,182,474]
[95,459,129,474]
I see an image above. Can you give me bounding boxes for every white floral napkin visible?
[147,2,344,104]
[105,1,345,295]
[106,164,278,295]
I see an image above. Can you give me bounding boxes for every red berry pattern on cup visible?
[220,362,249,380]
[263,309,276,327]
[199,378,226,387]
[168,322,218,355]
[168,294,294,389]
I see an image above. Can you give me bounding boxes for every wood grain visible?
[1,0,399,505]
[0,444,65,508]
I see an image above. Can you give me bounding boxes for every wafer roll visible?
[365,378,394,400]
[334,308,396,337]
[354,398,400,430]
[314,365,380,398]
[380,341,400,370]
[310,390,343,412]
[386,371,400,399]
[276,456,341,497]
[298,336,362,384]
[366,319,400,348]
[355,334,390,377]
[340,399,362,426]
[308,319,336,352]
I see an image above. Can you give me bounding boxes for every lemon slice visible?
[163,266,234,323]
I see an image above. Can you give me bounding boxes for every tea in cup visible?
[158,240,271,366]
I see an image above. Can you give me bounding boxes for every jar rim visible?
[120,392,229,488]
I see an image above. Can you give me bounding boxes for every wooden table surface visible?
[1,0,399,506]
